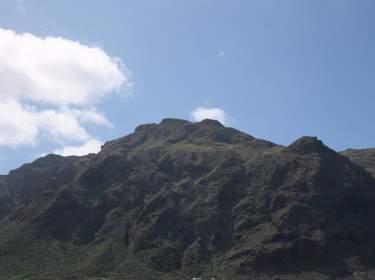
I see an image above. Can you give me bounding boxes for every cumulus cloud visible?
[37,108,91,143]
[0,100,94,147]
[0,28,129,155]
[54,139,103,156]
[191,106,231,125]
[0,99,39,147]
[0,28,127,105]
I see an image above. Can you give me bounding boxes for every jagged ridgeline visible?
[0,118,375,280]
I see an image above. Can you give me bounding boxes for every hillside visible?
[0,119,375,280]
[341,148,375,178]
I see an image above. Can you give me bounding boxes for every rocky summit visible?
[0,119,375,280]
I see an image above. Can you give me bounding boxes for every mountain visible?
[341,148,375,178]
[0,118,375,280]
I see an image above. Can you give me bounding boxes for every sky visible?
[0,0,375,174]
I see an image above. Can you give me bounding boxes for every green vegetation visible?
[0,119,375,279]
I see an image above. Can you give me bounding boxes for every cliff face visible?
[0,119,375,280]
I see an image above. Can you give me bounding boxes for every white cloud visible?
[191,106,231,125]
[0,28,129,154]
[0,99,92,146]
[0,28,127,105]
[54,139,103,156]
[0,99,39,146]
[37,108,91,143]
[72,107,112,127]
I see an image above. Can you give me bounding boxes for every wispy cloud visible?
[217,50,225,60]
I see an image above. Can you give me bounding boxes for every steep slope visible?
[342,148,375,178]
[0,119,375,280]
[0,154,89,220]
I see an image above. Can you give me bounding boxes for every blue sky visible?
[0,0,375,174]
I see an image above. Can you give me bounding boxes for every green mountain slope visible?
[0,119,375,280]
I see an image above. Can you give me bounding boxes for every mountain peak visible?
[284,136,333,155]
[107,118,254,150]
[160,118,191,126]
[197,118,224,128]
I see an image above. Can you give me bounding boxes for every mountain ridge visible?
[0,118,375,280]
